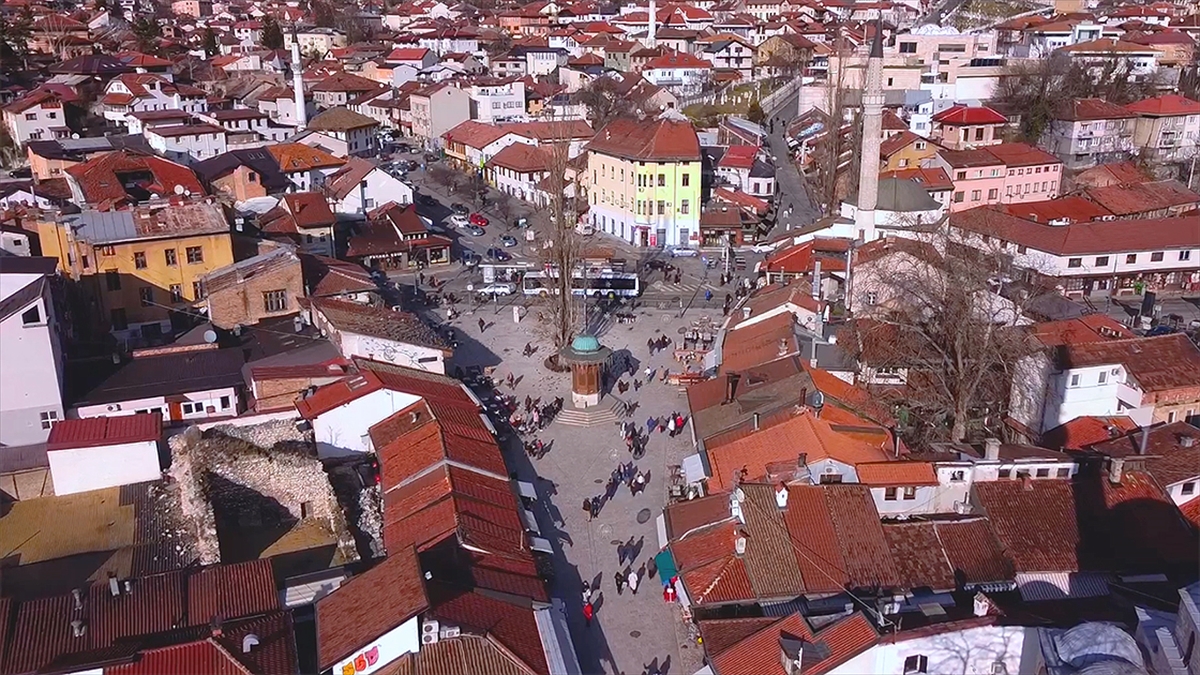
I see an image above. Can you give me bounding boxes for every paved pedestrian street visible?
[427,297,710,675]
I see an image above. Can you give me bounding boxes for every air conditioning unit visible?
[439,626,461,639]
[421,619,440,644]
[881,600,902,614]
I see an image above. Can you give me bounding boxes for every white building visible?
[324,157,414,217]
[300,107,380,158]
[145,123,229,163]
[2,85,76,147]
[829,619,1037,675]
[45,414,163,495]
[306,298,452,375]
[466,78,527,123]
[101,74,208,127]
[0,256,65,446]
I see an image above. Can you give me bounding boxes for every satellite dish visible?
[733,487,745,503]
[183,188,192,196]
[72,133,80,139]
[203,329,218,343]
[174,184,186,195]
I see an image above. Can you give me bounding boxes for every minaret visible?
[646,0,657,48]
[291,41,307,131]
[855,21,884,240]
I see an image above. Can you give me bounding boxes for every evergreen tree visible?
[261,15,284,50]
[202,26,218,56]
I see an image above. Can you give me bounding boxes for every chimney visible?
[724,372,739,404]
[973,592,991,617]
[984,437,1001,462]
[753,412,760,430]
[410,410,420,424]
[71,588,83,611]
[1108,457,1125,485]
[775,482,789,510]
[108,575,120,597]
[1137,426,1150,455]
[778,338,789,356]
[742,306,751,320]
[1021,473,1033,491]
[811,258,822,301]
[210,616,223,638]
[1182,436,1197,448]
[734,534,746,557]
[890,427,900,459]
[70,619,86,638]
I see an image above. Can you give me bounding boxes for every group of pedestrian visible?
[620,422,648,458]
[614,563,644,596]
[645,413,687,438]
[646,335,672,355]
[522,342,538,357]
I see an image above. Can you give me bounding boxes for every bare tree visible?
[837,228,1040,444]
[536,122,583,351]
[573,77,636,129]
[811,38,852,216]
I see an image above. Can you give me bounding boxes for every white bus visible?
[522,269,640,298]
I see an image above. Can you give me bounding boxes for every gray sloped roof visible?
[875,177,941,212]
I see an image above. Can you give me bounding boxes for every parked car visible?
[417,193,438,207]
[500,234,518,247]
[477,282,516,297]
[751,242,777,253]
[464,224,486,236]
[469,213,489,226]
[394,143,411,154]
[486,247,511,262]
[449,214,470,228]
[669,246,699,258]
[424,153,440,163]
[450,203,469,215]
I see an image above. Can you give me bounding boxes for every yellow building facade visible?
[585,118,703,248]
[37,199,234,339]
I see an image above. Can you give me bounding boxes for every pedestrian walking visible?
[667,415,676,435]
[628,568,639,595]
[617,541,626,565]
[590,497,601,519]
[582,497,593,522]
[646,416,656,433]
[478,317,486,333]
[634,471,646,495]
[705,289,713,302]
[582,580,590,603]
[615,571,625,595]
[418,272,425,286]
[583,600,594,627]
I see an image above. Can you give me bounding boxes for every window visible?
[902,486,916,500]
[680,199,690,214]
[1070,373,1081,387]
[884,487,898,500]
[975,128,985,141]
[81,254,89,269]
[1018,245,1027,254]
[657,200,665,215]
[263,289,288,312]
[987,188,998,199]
[998,468,1012,479]
[186,246,204,264]
[248,171,258,183]
[1126,253,1137,264]
[134,251,147,269]
[139,287,153,307]
[111,308,128,330]
[1181,250,1192,261]
[169,284,183,303]
[1151,251,1164,262]
[24,112,36,121]
[1057,467,1070,478]
[1098,371,1108,385]
[1036,468,1050,478]
[21,306,41,325]
[904,655,929,674]
[105,270,121,291]
[165,249,177,266]
[887,77,894,87]
[1181,481,1195,496]
[1067,258,1082,268]
[220,396,231,409]
[971,190,981,201]
[1092,255,1110,267]
[955,170,966,180]
[681,173,690,187]
[193,281,204,300]
[657,173,665,186]
[900,41,916,53]
[181,402,203,415]
[953,191,964,203]
[39,410,59,430]
[1168,411,1177,423]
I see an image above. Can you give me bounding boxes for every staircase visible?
[554,398,627,427]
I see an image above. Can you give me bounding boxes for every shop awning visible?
[655,549,678,584]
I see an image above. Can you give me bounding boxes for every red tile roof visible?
[1000,195,1112,223]
[266,143,346,172]
[984,142,1062,168]
[856,461,937,486]
[1180,496,1200,528]
[46,413,162,450]
[587,118,701,162]
[1125,94,1200,116]
[706,612,878,675]
[1028,315,1134,347]
[317,547,429,670]
[4,560,277,675]
[1085,421,1200,487]
[706,411,890,491]
[951,207,1200,256]
[879,167,954,191]
[426,585,550,675]
[1060,333,1200,397]
[1054,98,1136,121]
[933,104,1009,126]
[486,143,550,174]
[1041,416,1139,450]
[105,640,249,675]
[1084,179,1200,216]
[65,151,205,206]
[718,144,758,170]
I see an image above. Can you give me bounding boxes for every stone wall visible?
[168,419,359,566]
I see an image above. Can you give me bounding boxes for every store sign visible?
[331,617,419,675]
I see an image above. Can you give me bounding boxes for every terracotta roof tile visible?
[46,413,162,450]
[1041,416,1139,450]
[707,612,878,675]
[951,207,1200,256]
[1060,333,1200,397]
[1126,94,1200,116]
[317,547,429,669]
[1084,179,1200,216]
[823,484,900,588]
[106,640,249,675]
[934,519,1014,586]
[1086,421,1200,486]
[933,104,1008,125]
[587,118,701,162]
[308,297,451,353]
[266,143,346,172]
[426,586,550,675]
[781,485,847,594]
[856,461,938,486]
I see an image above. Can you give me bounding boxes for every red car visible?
[469,213,489,226]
